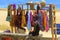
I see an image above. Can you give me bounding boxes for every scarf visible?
[21,10,26,28]
[27,11,31,30]
[45,14,49,32]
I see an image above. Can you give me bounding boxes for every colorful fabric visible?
[37,10,45,31]
[40,10,49,32]
[8,4,12,16]
[30,11,33,26]
[10,4,16,27]
[45,14,49,32]
[39,10,44,25]
[37,13,42,23]
[6,16,12,22]
[32,13,38,27]
[25,11,28,25]
[21,10,26,28]
[6,5,12,22]
[37,5,40,14]
[13,4,16,10]
[27,11,31,30]
[12,4,16,16]
[17,7,21,15]
[43,13,46,30]
[15,9,22,27]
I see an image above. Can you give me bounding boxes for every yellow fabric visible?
[21,10,26,28]
[43,13,46,29]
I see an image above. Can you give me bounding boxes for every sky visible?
[0,0,60,9]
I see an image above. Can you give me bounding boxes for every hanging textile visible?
[30,11,33,26]
[17,6,21,15]
[37,10,45,31]
[18,11,22,28]
[15,8,26,31]
[17,10,22,28]
[37,4,40,14]
[40,10,49,32]
[10,4,16,26]
[6,5,12,22]
[36,5,45,31]
[21,10,26,28]
[14,11,20,27]
[37,12,42,23]
[27,11,31,30]
[14,6,22,27]
[32,13,38,26]
[14,6,26,32]
[13,4,16,25]
[45,13,49,32]
[40,10,46,30]
[13,4,16,10]
[13,4,16,15]
[25,11,28,26]
[42,11,48,32]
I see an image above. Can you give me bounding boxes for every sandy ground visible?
[0,9,60,38]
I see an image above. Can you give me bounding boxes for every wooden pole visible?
[26,3,34,10]
[49,4,55,40]
[53,5,57,40]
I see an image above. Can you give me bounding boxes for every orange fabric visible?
[43,13,46,29]
[40,10,46,29]
[2,37,12,40]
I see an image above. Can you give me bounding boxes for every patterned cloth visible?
[37,10,45,31]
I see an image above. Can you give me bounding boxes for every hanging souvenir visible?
[6,4,12,22]
[21,10,26,28]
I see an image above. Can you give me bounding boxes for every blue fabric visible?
[37,13,45,31]
[27,11,31,30]
[41,7,49,10]
[37,13,42,23]
[4,30,10,33]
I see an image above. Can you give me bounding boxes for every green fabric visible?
[6,16,12,22]
[8,5,12,16]
[6,5,12,22]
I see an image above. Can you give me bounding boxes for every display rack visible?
[7,2,57,40]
